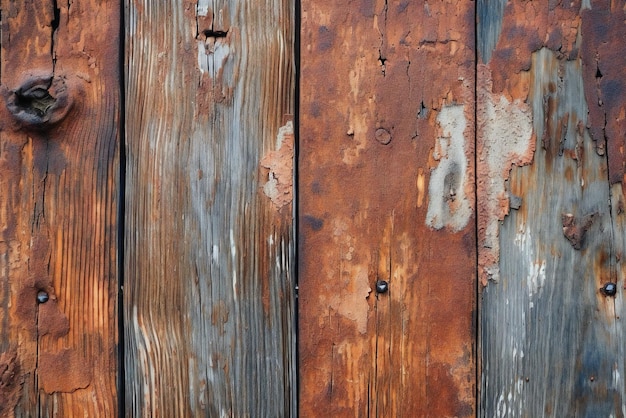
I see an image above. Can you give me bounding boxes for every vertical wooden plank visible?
[478,1,626,415]
[124,0,296,416]
[0,0,120,416]
[299,1,476,416]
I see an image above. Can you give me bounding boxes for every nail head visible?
[601,282,617,297]
[375,128,392,145]
[375,280,389,294]
[37,291,49,304]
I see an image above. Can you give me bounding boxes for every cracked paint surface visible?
[477,65,534,285]
[300,0,476,416]
[261,121,294,211]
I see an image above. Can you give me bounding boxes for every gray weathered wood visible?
[479,2,626,416]
[124,1,296,416]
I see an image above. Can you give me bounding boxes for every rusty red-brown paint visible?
[299,1,476,416]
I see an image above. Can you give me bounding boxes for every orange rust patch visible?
[37,299,70,338]
[39,349,92,394]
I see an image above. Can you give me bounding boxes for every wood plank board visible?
[0,0,121,416]
[298,1,476,416]
[124,1,296,416]
[478,1,626,415]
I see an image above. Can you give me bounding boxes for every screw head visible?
[37,291,49,304]
[375,280,389,294]
[601,282,617,297]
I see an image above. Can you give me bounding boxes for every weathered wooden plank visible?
[583,3,626,416]
[299,1,476,416]
[0,1,120,416]
[478,1,626,415]
[124,1,296,416]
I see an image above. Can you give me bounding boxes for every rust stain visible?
[39,349,92,394]
[561,212,597,251]
[260,121,294,211]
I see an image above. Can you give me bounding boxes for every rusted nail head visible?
[37,291,49,304]
[375,280,389,294]
[601,282,617,297]
[375,128,392,145]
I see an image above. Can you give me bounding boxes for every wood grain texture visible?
[124,1,296,416]
[0,0,120,416]
[478,2,626,415]
[298,1,476,416]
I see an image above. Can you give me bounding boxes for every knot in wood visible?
[4,74,73,131]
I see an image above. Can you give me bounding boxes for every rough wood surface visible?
[124,1,296,416]
[298,1,476,416]
[478,2,626,416]
[0,1,120,416]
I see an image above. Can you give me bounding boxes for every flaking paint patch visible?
[477,65,534,285]
[426,104,471,232]
[39,349,92,393]
[197,0,210,16]
[318,217,371,334]
[261,121,294,210]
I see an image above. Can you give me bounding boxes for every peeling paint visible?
[260,121,294,210]
[426,104,471,232]
[477,65,534,285]
[312,217,372,335]
[482,35,621,415]
[197,0,210,17]
[330,266,371,334]
[39,349,92,394]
